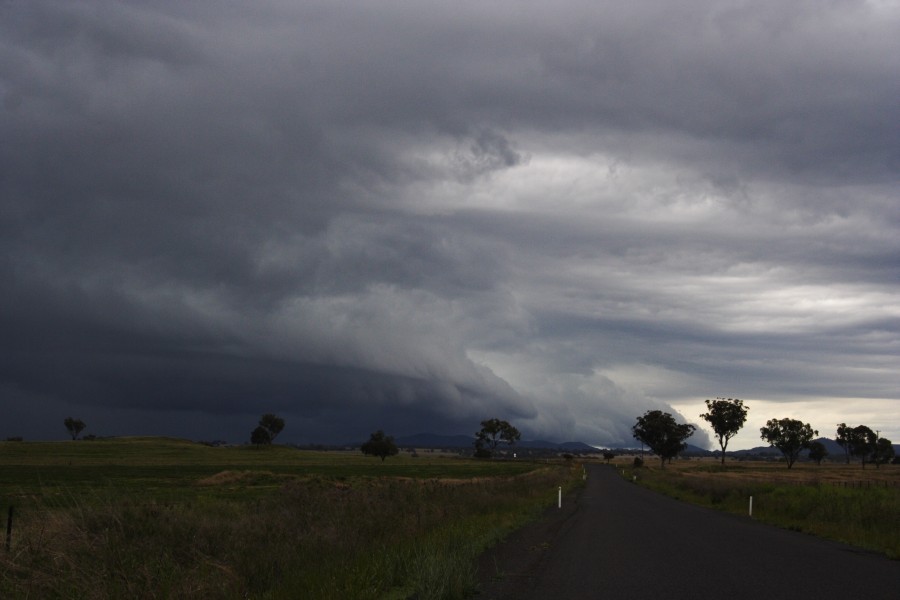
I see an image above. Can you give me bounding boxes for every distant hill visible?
[731,445,783,457]
[808,437,845,456]
[720,437,838,458]
[683,444,714,455]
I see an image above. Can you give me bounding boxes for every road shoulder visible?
[471,485,584,599]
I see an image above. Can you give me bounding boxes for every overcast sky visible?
[2,1,898,449]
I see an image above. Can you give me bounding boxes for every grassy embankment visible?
[615,458,900,559]
[0,437,584,599]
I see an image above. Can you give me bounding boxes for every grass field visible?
[613,458,900,559]
[0,437,544,505]
[0,438,582,599]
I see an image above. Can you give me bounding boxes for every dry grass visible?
[654,459,900,485]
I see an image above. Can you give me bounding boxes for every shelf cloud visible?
[2,1,898,448]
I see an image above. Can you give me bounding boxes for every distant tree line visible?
[629,397,895,469]
[836,423,894,469]
[356,417,524,463]
[54,403,894,471]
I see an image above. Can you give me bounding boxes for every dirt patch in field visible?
[196,470,297,486]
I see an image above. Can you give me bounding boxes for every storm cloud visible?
[2,1,898,448]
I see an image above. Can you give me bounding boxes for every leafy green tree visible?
[258,414,285,442]
[631,410,696,469]
[835,423,853,464]
[836,424,878,468]
[602,451,616,464]
[699,397,748,464]
[873,437,894,469]
[361,430,399,462]
[807,440,828,465]
[848,425,878,469]
[250,426,271,447]
[64,417,86,440]
[474,418,521,458]
[759,418,817,469]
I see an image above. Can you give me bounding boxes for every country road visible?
[475,464,899,599]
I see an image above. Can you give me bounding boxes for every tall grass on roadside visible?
[623,466,900,559]
[1,462,582,599]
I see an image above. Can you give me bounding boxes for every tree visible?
[835,423,853,464]
[361,430,399,462]
[64,417,86,441]
[807,440,828,465]
[848,425,878,469]
[759,418,817,469]
[873,437,894,469]
[250,426,271,448]
[699,397,748,465]
[631,410,696,469]
[837,423,879,468]
[258,414,285,443]
[474,418,521,458]
[602,451,616,464]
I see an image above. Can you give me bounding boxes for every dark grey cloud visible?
[2,1,898,447]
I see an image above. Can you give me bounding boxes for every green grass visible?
[619,461,900,559]
[0,438,582,599]
[1,438,540,504]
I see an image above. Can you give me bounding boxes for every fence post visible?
[5,506,12,552]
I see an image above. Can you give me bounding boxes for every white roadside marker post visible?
[558,486,562,508]
[749,496,753,518]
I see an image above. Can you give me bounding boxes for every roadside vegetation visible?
[0,437,583,599]
[617,459,900,559]
[623,399,898,557]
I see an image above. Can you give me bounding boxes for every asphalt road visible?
[475,464,899,599]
